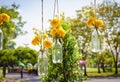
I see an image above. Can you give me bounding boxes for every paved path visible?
[6,73,120,82]
[6,73,41,82]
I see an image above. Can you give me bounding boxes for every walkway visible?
[6,73,41,82]
[6,73,120,82]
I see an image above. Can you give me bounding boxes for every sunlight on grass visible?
[0,67,2,77]
[87,68,120,77]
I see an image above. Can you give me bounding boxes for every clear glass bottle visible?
[38,50,48,76]
[52,39,63,63]
[91,29,102,52]
[0,29,3,50]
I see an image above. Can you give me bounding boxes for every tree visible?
[68,0,120,75]
[0,4,26,77]
[43,19,84,82]
[0,49,17,77]
[0,3,26,77]
[0,4,26,49]
[98,0,120,74]
[68,6,94,76]
[0,46,38,77]
[14,46,38,65]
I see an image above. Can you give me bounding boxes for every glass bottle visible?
[38,50,48,76]
[0,29,3,50]
[52,39,63,63]
[91,29,102,52]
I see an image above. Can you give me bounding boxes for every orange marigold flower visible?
[1,13,10,22]
[0,14,3,25]
[43,33,48,38]
[32,36,41,46]
[57,27,66,37]
[87,17,94,27]
[43,39,52,48]
[95,19,104,27]
[50,28,57,37]
[50,18,60,27]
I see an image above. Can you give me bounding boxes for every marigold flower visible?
[43,39,52,48]
[32,36,41,46]
[87,17,94,27]
[50,28,57,37]
[57,27,66,37]
[43,33,48,38]
[95,19,104,27]
[50,18,60,27]
[1,13,10,22]
[0,14,3,25]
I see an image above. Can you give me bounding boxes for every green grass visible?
[88,72,120,77]
[0,77,25,82]
[87,68,98,73]
[0,67,2,77]
[87,68,120,77]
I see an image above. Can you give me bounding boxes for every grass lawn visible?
[87,68,120,77]
[0,77,25,82]
[0,67,2,77]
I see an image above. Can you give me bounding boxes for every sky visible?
[0,0,120,50]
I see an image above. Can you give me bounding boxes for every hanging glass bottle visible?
[38,50,48,76]
[52,39,63,63]
[91,29,102,52]
[0,29,3,50]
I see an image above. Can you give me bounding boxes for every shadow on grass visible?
[87,72,120,78]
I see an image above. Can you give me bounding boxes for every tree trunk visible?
[83,64,87,76]
[114,51,119,74]
[8,66,10,73]
[98,62,101,73]
[101,62,105,72]
[2,64,6,77]
[114,60,118,74]
[106,37,119,75]
[63,48,68,82]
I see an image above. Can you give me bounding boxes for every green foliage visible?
[68,6,93,61]
[0,49,17,65]
[43,20,84,82]
[0,47,38,66]
[0,4,26,49]
[14,46,38,65]
[68,0,120,74]
[98,0,120,74]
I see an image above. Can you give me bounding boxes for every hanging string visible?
[40,0,44,52]
[53,0,59,18]
[41,0,44,31]
[94,0,102,52]
[94,0,97,29]
[94,0,96,19]
[94,0,99,35]
[57,0,59,15]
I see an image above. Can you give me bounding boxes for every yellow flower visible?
[95,19,104,27]
[87,17,94,27]
[43,33,48,38]
[50,18,60,27]
[1,13,10,22]
[32,36,41,46]
[50,28,57,37]
[57,27,66,37]
[43,39,52,48]
[0,14,3,25]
